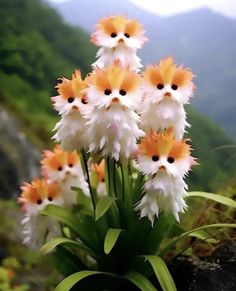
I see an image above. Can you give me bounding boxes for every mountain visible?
[0,0,236,193]
[52,0,236,139]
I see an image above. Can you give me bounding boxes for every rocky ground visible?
[170,240,236,291]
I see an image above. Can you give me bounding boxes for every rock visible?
[170,241,236,291]
[0,106,40,199]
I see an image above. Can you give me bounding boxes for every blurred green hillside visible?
[0,0,235,191]
[0,0,95,147]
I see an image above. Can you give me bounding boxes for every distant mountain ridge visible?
[51,0,236,139]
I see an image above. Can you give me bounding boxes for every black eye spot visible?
[157,84,164,90]
[101,178,105,182]
[171,84,178,90]
[81,97,88,104]
[167,157,175,163]
[111,32,117,38]
[124,33,130,38]
[152,155,159,162]
[119,89,126,96]
[67,97,74,103]
[48,197,53,201]
[37,199,42,205]
[69,163,73,167]
[58,166,63,171]
[104,89,112,95]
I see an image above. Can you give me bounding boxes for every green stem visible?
[81,149,96,215]
[104,157,120,227]
[120,163,125,201]
[112,159,119,198]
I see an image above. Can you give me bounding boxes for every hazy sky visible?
[50,0,236,18]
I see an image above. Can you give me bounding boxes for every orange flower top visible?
[55,70,88,101]
[91,160,105,183]
[41,145,80,171]
[18,178,59,206]
[87,61,141,93]
[140,129,192,160]
[94,15,142,37]
[144,57,194,87]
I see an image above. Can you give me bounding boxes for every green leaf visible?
[187,192,236,208]
[124,271,157,291]
[55,270,116,291]
[143,214,175,254]
[51,246,86,276]
[41,205,91,247]
[159,223,236,256]
[72,187,93,216]
[104,228,123,255]
[95,196,116,221]
[188,230,219,244]
[144,255,177,291]
[40,237,97,258]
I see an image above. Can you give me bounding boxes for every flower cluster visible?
[18,146,91,248]
[18,15,197,246]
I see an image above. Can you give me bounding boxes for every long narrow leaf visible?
[40,237,97,258]
[187,192,236,208]
[104,228,123,254]
[41,205,91,247]
[188,230,219,244]
[124,271,157,291]
[144,255,177,291]
[143,214,175,254]
[51,247,86,276]
[55,270,116,291]
[159,223,236,256]
[95,196,116,221]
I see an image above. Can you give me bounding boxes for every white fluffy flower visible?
[84,63,144,161]
[18,179,63,248]
[41,145,90,206]
[52,70,88,116]
[135,174,188,225]
[141,57,195,139]
[93,47,142,72]
[91,15,147,71]
[135,130,197,224]
[21,215,61,249]
[52,70,91,151]
[53,111,89,151]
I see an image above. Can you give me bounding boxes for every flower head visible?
[91,15,147,50]
[52,70,88,116]
[135,129,197,224]
[18,178,62,215]
[41,145,81,182]
[84,62,144,160]
[143,57,195,104]
[86,61,142,110]
[41,145,89,203]
[138,129,196,178]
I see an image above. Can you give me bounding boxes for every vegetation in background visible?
[0,199,59,290]
[0,0,235,190]
[0,0,95,147]
[187,107,236,191]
